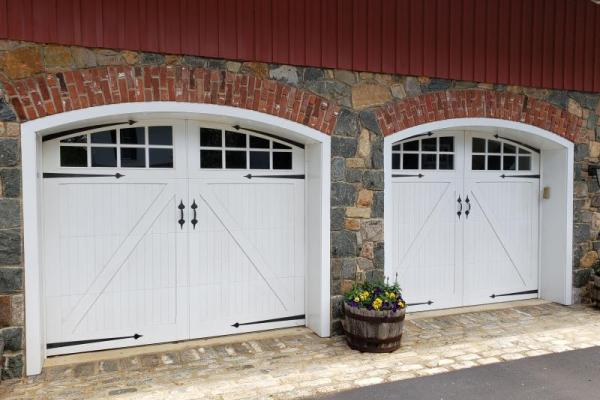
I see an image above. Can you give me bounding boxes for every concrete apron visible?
[2,300,600,400]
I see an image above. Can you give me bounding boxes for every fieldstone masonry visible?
[0,39,598,378]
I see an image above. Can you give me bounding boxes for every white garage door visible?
[41,120,305,355]
[391,131,540,312]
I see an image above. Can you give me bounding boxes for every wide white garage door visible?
[41,120,305,355]
[391,131,540,312]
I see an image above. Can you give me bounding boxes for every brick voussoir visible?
[0,66,337,134]
[374,88,583,142]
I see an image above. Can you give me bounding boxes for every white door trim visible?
[21,102,331,375]
[384,118,574,311]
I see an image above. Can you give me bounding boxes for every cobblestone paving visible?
[2,303,600,399]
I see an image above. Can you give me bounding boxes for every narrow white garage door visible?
[41,120,305,355]
[391,131,540,312]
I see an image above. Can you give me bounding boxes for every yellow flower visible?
[359,291,370,301]
[353,297,360,303]
[373,298,383,310]
[388,292,396,300]
[398,300,406,308]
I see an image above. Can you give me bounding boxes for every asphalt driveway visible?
[317,346,600,400]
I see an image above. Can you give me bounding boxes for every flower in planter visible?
[344,277,406,312]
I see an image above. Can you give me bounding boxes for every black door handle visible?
[191,200,198,229]
[178,200,185,229]
[465,195,471,218]
[457,195,462,219]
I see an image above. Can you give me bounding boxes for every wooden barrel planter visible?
[593,275,600,308]
[342,303,406,353]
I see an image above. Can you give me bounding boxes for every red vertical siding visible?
[0,0,599,92]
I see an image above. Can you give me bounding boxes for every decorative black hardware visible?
[490,289,538,299]
[231,314,305,328]
[407,300,434,307]
[493,134,540,153]
[42,120,137,142]
[392,173,424,178]
[191,200,198,229]
[178,200,185,229]
[232,124,305,149]
[47,333,142,349]
[243,174,305,180]
[43,172,125,179]
[401,131,435,142]
[465,195,471,218]
[500,174,540,179]
[457,195,462,219]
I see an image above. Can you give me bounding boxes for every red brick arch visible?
[0,65,339,134]
[373,90,584,142]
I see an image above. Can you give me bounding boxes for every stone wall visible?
[0,39,598,378]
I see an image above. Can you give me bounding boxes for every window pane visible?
[61,134,87,143]
[488,155,501,170]
[91,130,116,144]
[472,138,486,153]
[91,147,117,167]
[503,155,516,170]
[439,154,454,170]
[149,126,173,145]
[200,128,222,147]
[422,138,437,151]
[403,140,419,151]
[439,137,454,152]
[421,153,436,169]
[225,150,247,168]
[273,141,292,149]
[503,143,516,153]
[60,147,87,167]
[225,131,246,148]
[250,136,270,149]
[120,127,145,144]
[392,153,400,169]
[250,151,270,169]
[121,148,146,168]
[488,140,501,153]
[273,152,292,169]
[200,150,222,168]
[518,156,531,171]
[149,148,173,168]
[472,155,485,170]
[403,153,419,169]
[392,144,401,151]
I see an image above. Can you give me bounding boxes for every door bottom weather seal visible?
[490,289,538,299]
[47,334,143,349]
[231,314,305,328]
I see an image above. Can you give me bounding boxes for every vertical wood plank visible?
[485,0,498,83]
[32,0,52,43]
[448,0,462,80]
[236,0,255,61]
[203,0,219,57]
[352,0,367,71]
[305,0,321,66]
[123,0,141,50]
[141,0,159,52]
[472,0,486,82]
[508,0,521,84]
[180,0,200,55]
[409,0,424,75]
[101,0,119,48]
[366,0,382,72]
[289,0,305,66]
[7,0,31,40]
[541,0,555,89]
[594,6,600,92]
[552,0,564,90]
[395,0,410,74]
[0,0,7,38]
[337,0,353,70]
[422,0,436,77]
[255,0,273,63]
[572,0,585,91]
[520,0,533,88]
[583,1,595,92]
[381,0,395,73]
[218,0,237,60]
[435,0,450,79]
[321,0,337,68]
[496,0,510,84]
[159,0,181,54]
[272,0,289,64]
[530,0,544,88]
[462,0,476,81]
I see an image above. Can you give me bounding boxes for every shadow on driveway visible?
[316,346,600,400]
